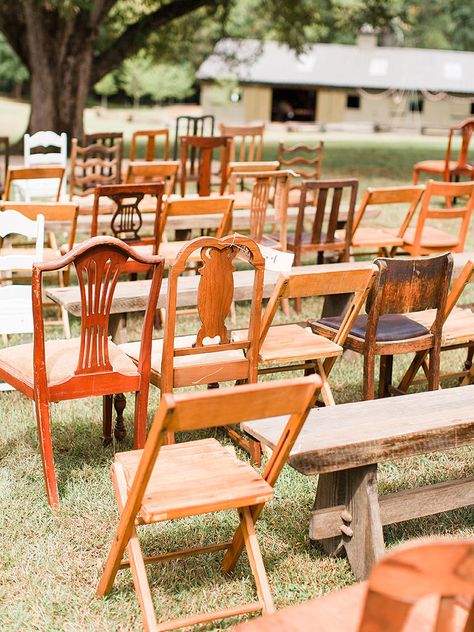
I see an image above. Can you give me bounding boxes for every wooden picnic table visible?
[241,386,474,580]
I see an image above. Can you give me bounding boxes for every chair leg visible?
[134,383,150,450]
[315,359,335,406]
[61,307,71,339]
[35,398,59,507]
[428,344,441,391]
[363,351,376,400]
[378,355,393,398]
[398,350,426,392]
[462,346,474,384]
[240,507,275,615]
[412,168,419,185]
[102,395,113,446]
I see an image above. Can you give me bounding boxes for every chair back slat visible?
[278,142,324,182]
[125,160,179,195]
[180,135,231,197]
[219,123,265,163]
[4,166,65,201]
[70,138,122,197]
[161,195,233,241]
[130,129,169,161]
[173,114,215,160]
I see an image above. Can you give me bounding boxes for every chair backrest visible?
[278,142,324,184]
[91,183,164,253]
[31,237,164,396]
[359,539,474,632]
[353,185,424,236]
[130,129,169,161]
[161,235,265,391]
[219,123,265,163]
[173,114,215,159]
[180,135,232,197]
[69,138,122,197]
[0,201,78,253]
[404,180,474,255]
[444,117,474,175]
[125,160,179,196]
[225,161,280,194]
[295,179,358,260]
[3,166,65,202]
[160,196,234,243]
[0,137,10,193]
[83,131,124,147]
[0,209,44,269]
[24,131,67,167]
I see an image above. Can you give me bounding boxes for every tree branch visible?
[91,0,221,83]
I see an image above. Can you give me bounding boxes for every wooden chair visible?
[224,161,280,208]
[119,235,265,448]
[232,263,376,406]
[0,136,9,197]
[219,122,265,163]
[287,179,358,266]
[390,180,474,257]
[278,141,324,206]
[310,253,453,400]
[233,538,474,631]
[173,113,215,159]
[83,131,123,147]
[69,137,122,198]
[157,195,234,263]
[413,117,474,184]
[125,160,179,196]
[96,376,320,631]
[0,236,164,506]
[129,129,169,161]
[3,166,64,202]
[179,135,232,196]
[345,186,424,257]
[23,130,68,199]
[91,182,164,256]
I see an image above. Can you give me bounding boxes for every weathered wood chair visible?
[287,179,358,266]
[0,136,9,197]
[125,160,179,196]
[83,131,123,148]
[173,113,215,159]
[3,166,64,202]
[0,237,164,506]
[233,539,474,631]
[219,122,265,163]
[90,183,165,273]
[179,135,232,196]
[278,141,324,207]
[224,161,280,208]
[129,129,169,161]
[119,234,265,449]
[413,117,474,184]
[345,185,424,257]
[390,180,474,257]
[96,376,320,631]
[310,253,453,400]
[233,263,376,406]
[69,137,122,198]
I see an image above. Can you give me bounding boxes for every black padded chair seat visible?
[317,313,430,342]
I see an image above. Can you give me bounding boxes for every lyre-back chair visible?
[219,122,265,163]
[91,183,165,272]
[348,185,424,256]
[97,376,320,632]
[392,180,474,257]
[125,160,179,196]
[0,237,165,506]
[129,129,169,161]
[119,234,265,444]
[413,117,474,184]
[173,113,215,159]
[287,178,358,266]
[69,137,122,198]
[179,135,232,196]
[3,166,65,202]
[233,538,474,632]
[311,253,453,400]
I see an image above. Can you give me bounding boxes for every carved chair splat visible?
[179,135,232,197]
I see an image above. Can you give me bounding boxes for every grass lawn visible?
[0,97,473,630]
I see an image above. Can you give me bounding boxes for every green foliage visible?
[0,34,28,92]
[147,63,195,104]
[120,54,155,108]
[94,73,118,97]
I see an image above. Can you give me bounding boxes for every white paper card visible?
[259,244,294,273]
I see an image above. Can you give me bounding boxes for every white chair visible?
[0,210,45,389]
[16,131,68,200]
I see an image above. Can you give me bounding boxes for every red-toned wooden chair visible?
[413,117,474,184]
[129,129,169,161]
[97,376,320,631]
[233,538,474,631]
[0,237,164,507]
[179,135,232,196]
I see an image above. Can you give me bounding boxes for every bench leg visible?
[312,471,347,555]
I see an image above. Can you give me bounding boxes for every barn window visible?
[346,94,360,109]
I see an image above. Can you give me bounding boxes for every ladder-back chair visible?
[0,237,164,506]
[97,376,320,632]
[278,141,324,206]
[219,122,265,163]
[179,135,232,196]
[310,253,453,400]
[129,129,169,161]
[392,180,474,256]
[69,138,122,197]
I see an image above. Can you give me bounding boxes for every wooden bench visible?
[242,386,474,580]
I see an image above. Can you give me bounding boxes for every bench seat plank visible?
[242,386,474,475]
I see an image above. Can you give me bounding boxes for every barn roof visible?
[197,39,474,95]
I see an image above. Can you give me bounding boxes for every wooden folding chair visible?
[3,166,65,202]
[125,160,179,196]
[130,129,169,161]
[97,376,320,631]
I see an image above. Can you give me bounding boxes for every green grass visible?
[0,97,473,630]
